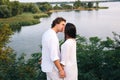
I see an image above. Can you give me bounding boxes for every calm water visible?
[8,2,120,56]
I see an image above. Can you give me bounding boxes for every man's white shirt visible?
[41,29,60,72]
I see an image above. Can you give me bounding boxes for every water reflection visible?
[11,25,22,33]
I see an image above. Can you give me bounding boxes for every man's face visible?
[57,21,66,32]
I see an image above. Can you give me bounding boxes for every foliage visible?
[33,13,48,19]
[53,4,62,10]
[9,1,23,16]
[95,2,99,8]
[0,24,13,54]
[0,24,120,80]
[37,2,52,12]
[22,3,40,13]
[0,0,10,5]
[87,2,94,8]
[30,4,40,13]
[0,24,43,79]
[73,0,81,9]
[0,31,120,80]
[0,24,14,79]
[0,13,49,32]
[77,35,120,80]
[0,1,40,18]
[0,52,44,80]
[0,1,22,18]
[60,3,73,9]
[0,5,11,18]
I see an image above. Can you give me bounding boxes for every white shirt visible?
[41,29,60,72]
[61,39,78,80]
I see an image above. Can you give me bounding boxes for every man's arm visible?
[54,60,66,78]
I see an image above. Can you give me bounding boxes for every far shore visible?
[0,6,108,29]
[49,7,109,13]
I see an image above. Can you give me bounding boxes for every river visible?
[8,2,120,57]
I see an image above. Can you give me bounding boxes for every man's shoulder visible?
[45,29,53,33]
[42,29,55,39]
[43,29,51,36]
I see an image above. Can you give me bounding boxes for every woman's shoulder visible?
[63,39,76,46]
[66,38,76,43]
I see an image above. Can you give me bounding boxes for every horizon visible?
[10,0,106,2]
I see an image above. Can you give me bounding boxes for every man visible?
[41,17,66,80]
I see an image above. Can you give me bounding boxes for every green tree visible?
[22,3,40,13]
[0,0,10,5]
[95,2,99,8]
[112,32,120,49]
[37,2,52,12]
[88,2,93,8]
[29,3,40,13]
[0,0,11,18]
[60,3,73,9]
[77,35,120,80]
[0,24,43,80]
[10,1,22,16]
[73,0,81,9]
[53,4,62,10]
[0,24,14,79]
[0,24,13,54]
[0,5,11,18]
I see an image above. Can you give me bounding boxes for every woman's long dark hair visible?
[64,23,76,41]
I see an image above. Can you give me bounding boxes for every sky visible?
[10,0,104,3]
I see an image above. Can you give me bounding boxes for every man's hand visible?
[54,60,66,78]
[59,70,66,78]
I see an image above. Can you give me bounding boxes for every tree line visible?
[0,0,40,18]
[0,0,99,18]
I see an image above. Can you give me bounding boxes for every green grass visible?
[0,13,48,27]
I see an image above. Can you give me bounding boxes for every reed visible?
[0,13,48,28]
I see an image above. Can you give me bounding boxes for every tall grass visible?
[0,13,48,28]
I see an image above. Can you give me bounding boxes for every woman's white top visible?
[61,39,78,80]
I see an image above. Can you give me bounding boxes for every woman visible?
[60,23,78,80]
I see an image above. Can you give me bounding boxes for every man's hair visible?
[65,23,76,40]
[51,17,66,28]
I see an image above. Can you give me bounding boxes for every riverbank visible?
[0,13,48,28]
[49,6,108,13]
[0,6,108,30]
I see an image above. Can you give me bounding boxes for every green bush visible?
[53,4,62,10]
[0,28,120,80]
[88,2,94,8]
[60,4,73,9]
[77,35,120,80]
[37,2,52,12]
[0,5,11,18]
[73,1,81,9]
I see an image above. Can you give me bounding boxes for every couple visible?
[41,17,78,80]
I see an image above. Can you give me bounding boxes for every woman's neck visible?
[66,36,74,40]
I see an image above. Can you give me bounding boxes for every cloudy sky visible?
[10,0,104,2]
